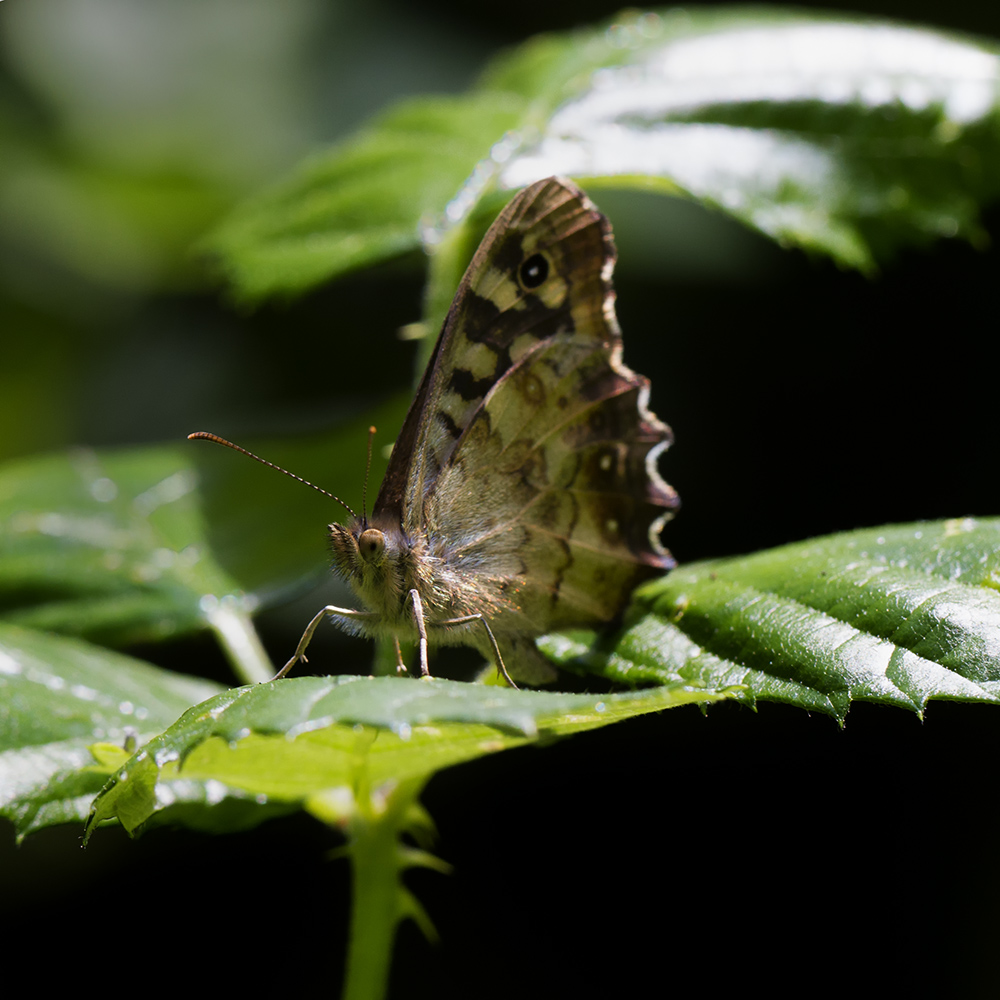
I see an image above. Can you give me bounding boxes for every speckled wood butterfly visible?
[195,177,678,686]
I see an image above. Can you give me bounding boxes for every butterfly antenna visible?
[188,432,358,519]
[362,425,377,527]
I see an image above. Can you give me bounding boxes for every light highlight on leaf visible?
[208,8,1000,299]
[559,518,1000,723]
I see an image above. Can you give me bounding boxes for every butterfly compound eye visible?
[518,253,549,290]
[357,528,385,563]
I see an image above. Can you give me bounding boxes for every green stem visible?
[342,816,401,1000]
[340,777,434,1000]
[203,597,274,685]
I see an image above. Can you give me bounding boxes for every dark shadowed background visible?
[2,1,999,995]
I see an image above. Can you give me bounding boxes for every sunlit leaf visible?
[85,675,732,838]
[0,444,235,643]
[499,11,1000,269]
[206,94,527,301]
[210,8,1000,300]
[548,518,1000,723]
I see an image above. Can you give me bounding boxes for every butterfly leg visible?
[272,605,377,680]
[393,636,408,675]
[438,614,517,689]
[404,589,431,678]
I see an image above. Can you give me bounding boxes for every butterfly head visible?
[330,520,374,571]
[356,526,386,565]
[329,518,410,615]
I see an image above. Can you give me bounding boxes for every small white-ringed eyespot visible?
[519,252,549,289]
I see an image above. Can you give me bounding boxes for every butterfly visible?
[197,177,678,686]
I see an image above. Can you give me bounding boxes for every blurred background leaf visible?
[0,444,235,647]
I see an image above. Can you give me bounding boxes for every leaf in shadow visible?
[0,624,223,839]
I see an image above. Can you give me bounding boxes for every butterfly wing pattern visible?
[304,176,678,685]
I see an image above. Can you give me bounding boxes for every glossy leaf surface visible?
[549,518,1000,722]
[85,675,731,837]
[209,8,1000,300]
[0,624,222,838]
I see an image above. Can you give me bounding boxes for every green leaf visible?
[188,394,409,598]
[0,398,410,683]
[209,7,1000,300]
[76,670,729,1000]
[0,624,223,840]
[496,9,1000,270]
[552,518,1000,723]
[205,93,527,301]
[0,443,273,682]
[85,675,732,838]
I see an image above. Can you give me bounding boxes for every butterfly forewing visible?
[374,179,618,532]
